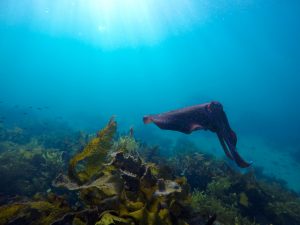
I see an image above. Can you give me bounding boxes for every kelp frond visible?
[68,117,117,184]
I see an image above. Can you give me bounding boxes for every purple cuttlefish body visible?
[143,101,252,168]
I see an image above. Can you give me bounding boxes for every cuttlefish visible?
[143,101,252,168]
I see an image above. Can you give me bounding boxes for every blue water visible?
[0,1,300,190]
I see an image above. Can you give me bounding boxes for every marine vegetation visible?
[53,117,210,224]
[0,140,65,196]
[0,117,300,225]
[0,119,89,196]
[67,117,117,184]
[166,143,300,225]
[0,118,213,225]
[0,193,71,225]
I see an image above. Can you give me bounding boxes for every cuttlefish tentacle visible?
[143,101,252,168]
[223,136,253,168]
[217,133,234,160]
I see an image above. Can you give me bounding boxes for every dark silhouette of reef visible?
[0,118,300,225]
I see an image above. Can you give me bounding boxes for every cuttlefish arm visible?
[223,133,253,168]
[217,132,234,160]
[211,101,252,168]
[143,101,252,168]
[214,106,252,168]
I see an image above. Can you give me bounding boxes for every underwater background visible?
[0,1,300,225]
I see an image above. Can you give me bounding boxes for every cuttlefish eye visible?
[208,101,223,112]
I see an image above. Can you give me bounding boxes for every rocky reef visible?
[0,118,300,225]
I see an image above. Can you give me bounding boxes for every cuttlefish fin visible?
[217,133,234,160]
[190,124,204,132]
[181,124,204,134]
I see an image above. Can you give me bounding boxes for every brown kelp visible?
[0,194,71,225]
[67,117,117,184]
[53,117,206,225]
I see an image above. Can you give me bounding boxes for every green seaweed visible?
[0,142,65,196]
[113,135,140,154]
[191,190,257,225]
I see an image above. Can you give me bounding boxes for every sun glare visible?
[0,0,211,48]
